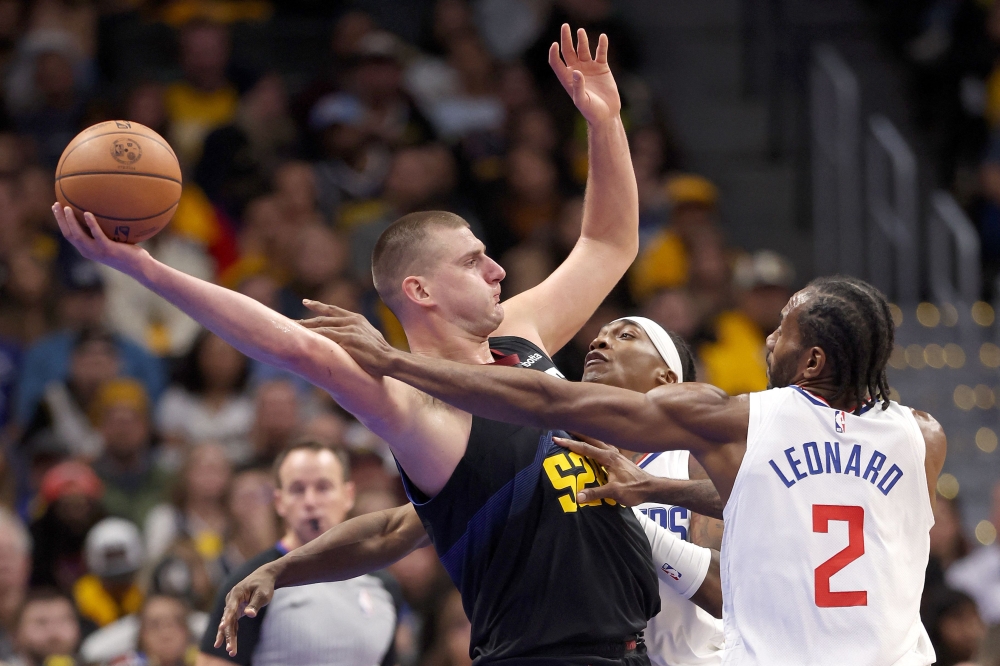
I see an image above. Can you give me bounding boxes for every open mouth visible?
[308,518,321,532]
[584,350,609,367]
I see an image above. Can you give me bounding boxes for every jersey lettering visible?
[769,442,905,496]
[813,504,868,607]
[636,505,690,541]
[542,451,616,513]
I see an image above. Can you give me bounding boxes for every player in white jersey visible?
[215,315,728,666]
[316,275,947,666]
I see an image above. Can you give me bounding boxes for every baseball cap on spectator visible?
[664,174,718,209]
[85,518,144,578]
[351,30,403,62]
[309,93,365,131]
[89,379,149,425]
[732,250,795,291]
[41,460,104,504]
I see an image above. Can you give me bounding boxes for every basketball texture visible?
[55,120,182,244]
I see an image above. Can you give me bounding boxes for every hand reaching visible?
[214,563,278,656]
[299,300,397,377]
[549,24,621,124]
[555,435,654,507]
[51,203,149,275]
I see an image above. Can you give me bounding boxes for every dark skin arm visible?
[215,505,428,656]
[300,305,750,500]
[556,437,723,618]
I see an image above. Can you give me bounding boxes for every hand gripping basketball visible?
[52,203,148,275]
[299,300,397,376]
[214,562,279,656]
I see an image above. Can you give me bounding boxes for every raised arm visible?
[496,25,638,354]
[215,505,428,656]
[52,204,398,417]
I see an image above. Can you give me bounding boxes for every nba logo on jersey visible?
[661,563,681,581]
[834,410,846,433]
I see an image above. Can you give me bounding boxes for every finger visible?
[302,299,351,316]
[577,28,592,62]
[571,70,587,107]
[54,203,83,244]
[554,436,616,465]
[566,433,615,451]
[82,212,108,243]
[548,41,572,87]
[596,33,608,64]
[578,482,618,504]
[560,23,578,65]
[244,589,269,618]
[297,316,350,329]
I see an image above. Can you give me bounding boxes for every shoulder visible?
[910,408,947,463]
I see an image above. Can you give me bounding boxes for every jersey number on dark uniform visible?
[543,451,618,513]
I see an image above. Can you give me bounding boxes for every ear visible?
[400,276,434,308]
[343,480,356,514]
[273,488,286,520]
[659,367,678,385]
[802,346,826,378]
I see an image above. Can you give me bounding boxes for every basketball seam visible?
[56,171,182,184]
[58,180,180,222]
[57,130,178,178]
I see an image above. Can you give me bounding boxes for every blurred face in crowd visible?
[409,225,506,337]
[275,449,355,545]
[126,82,167,133]
[295,226,347,288]
[384,147,455,212]
[198,334,245,394]
[34,51,75,107]
[0,518,30,609]
[582,320,675,392]
[350,57,402,105]
[185,443,231,504]
[59,289,106,329]
[101,403,150,463]
[227,470,277,550]
[253,381,300,455]
[69,339,120,398]
[740,285,792,334]
[16,597,80,664]
[139,596,191,666]
[643,289,698,341]
[507,146,557,203]
[243,73,287,123]
[929,496,965,565]
[938,600,985,663]
[180,23,230,90]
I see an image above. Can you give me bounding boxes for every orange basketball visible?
[55,120,182,244]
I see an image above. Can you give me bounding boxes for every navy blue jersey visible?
[399,336,659,664]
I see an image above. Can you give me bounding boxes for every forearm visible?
[580,117,639,255]
[688,549,723,619]
[272,506,428,587]
[129,255,314,374]
[638,478,725,520]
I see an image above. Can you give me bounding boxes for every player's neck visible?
[403,321,495,365]
[794,381,860,411]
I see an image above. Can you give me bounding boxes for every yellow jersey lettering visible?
[543,453,579,512]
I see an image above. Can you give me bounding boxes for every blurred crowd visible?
[0,1,993,665]
[871,0,1000,298]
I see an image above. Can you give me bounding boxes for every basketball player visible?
[307,276,946,666]
[217,316,726,666]
[54,26,665,665]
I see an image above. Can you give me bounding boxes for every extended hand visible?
[549,24,620,124]
[555,435,653,506]
[214,562,278,656]
[52,203,149,274]
[299,300,396,376]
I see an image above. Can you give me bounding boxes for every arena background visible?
[0,0,997,664]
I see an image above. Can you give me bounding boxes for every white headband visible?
[612,316,685,383]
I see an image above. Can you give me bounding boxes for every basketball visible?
[55,120,181,244]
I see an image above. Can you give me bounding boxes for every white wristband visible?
[633,507,711,599]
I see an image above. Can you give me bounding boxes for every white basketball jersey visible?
[721,386,935,666]
[636,450,725,666]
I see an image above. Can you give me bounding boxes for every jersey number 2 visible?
[812,504,867,608]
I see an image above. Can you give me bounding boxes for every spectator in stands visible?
[144,443,232,571]
[13,588,82,666]
[276,226,349,319]
[156,332,252,461]
[947,480,1000,625]
[0,509,30,661]
[0,241,51,346]
[195,72,297,219]
[90,380,172,526]
[22,327,119,460]
[699,250,795,395]
[198,441,398,666]
[73,518,143,629]
[248,380,301,466]
[15,265,165,426]
[926,495,970,591]
[97,595,196,666]
[420,589,472,666]
[221,467,277,571]
[30,461,104,592]
[165,20,238,168]
[922,587,986,666]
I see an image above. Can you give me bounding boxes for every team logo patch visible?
[834,410,846,433]
[111,138,142,165]
[661,563,681,581]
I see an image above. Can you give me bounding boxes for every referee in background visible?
[196,441,399,666]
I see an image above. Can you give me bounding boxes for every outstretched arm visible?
[215,505,427,656]
[52,204,398,418]
[497,25,638,354]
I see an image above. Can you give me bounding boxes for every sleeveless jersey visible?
[399,336,660,665]
[721,386,935,666]
[635,451,724,666]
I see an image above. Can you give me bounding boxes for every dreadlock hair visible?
[797,276,895,413]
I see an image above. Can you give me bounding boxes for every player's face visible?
[765,289,811,388]
[582,320,673,392]
[421,226,506,336]
[275,450,355,544]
